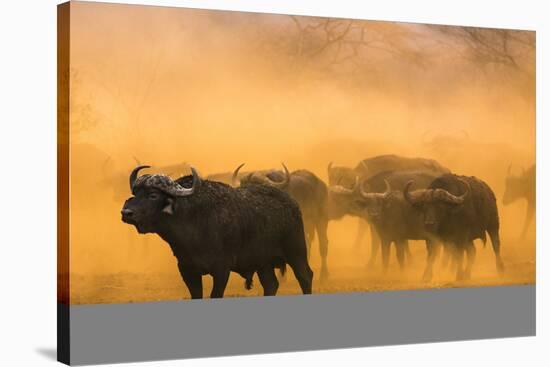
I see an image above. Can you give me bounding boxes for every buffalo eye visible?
[148,192,161,200]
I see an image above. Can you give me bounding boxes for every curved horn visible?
[261,163,290,189]
[383,179,392,198]
[170,167,201,197]
[439,178,470,204]
[129,165,151,190]
[232,163,245,187]
[330,176,359,196]
[359,178,391,199]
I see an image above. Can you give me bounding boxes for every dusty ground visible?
[70,236,535,305]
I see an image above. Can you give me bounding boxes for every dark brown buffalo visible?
[327,154,450,263]
[404,174,505,280]
[329,170,440,278]
[121,165,313,298]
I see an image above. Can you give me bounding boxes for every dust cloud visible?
[66,3,535,304]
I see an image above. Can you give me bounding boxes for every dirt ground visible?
[70,235,535,305]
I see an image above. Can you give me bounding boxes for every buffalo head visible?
[403,178,470,232]
[327,176,364,218]
[357,179,392,223]
[121,165,201,234]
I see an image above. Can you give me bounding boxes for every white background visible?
[0,0,546,366]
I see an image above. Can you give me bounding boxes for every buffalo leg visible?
[464,241,476,280]
[442,242,457,272]
[258,267,279,296]
[353,218,368,250]
[440,242,451,269]
[488,228,505,274]
[404,241,413,265]
[280,222,313,284]
[304,221,315,260]
[454,243,466,281]
[177,262,203,299]
[367,225,380,269]
[395,240,406,271]
[381,238,391,274]
[316,218,329,282]
[422,240,439,282]
[288,260,313,295]
[285,232,313,294]
[210,270,230,298]
[520,203,535,239]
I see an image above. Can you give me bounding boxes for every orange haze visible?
[66,2,535,304]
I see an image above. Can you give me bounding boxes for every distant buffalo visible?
[327,154,450,264]
[233,164,330,281]
[503,164,535,238]
[121,165,313,298]
[404,174,505,280]
[329,170,440,280]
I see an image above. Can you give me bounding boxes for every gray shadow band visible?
[68,285,535,365]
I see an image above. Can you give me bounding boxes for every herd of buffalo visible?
[120,154,535,299]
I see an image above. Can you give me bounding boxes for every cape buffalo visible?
[404,174,505,280]
[121,165,313,298]
[327,155,450,256]
[503,164,536,238]
[329,170,440,279]
[232,164,330,281]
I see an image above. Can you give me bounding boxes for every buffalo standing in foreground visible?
[503,164,536,239]
[330,170,440,279]
[232,164,330,281]
[121,165,313,298]
[404,174,505,280]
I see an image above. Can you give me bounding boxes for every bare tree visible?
[428,25,535,77]
[252,15,430,81]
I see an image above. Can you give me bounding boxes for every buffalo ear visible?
[162,197,175,215]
